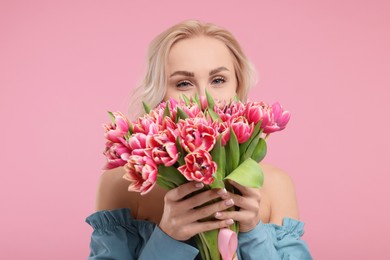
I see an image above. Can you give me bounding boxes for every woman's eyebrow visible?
[209,66,229,76]
[169,71,194,78]
[169,66,229,78]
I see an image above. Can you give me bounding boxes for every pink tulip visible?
[132,114,159,135]
[128,133,147,149]
[148,106,167,126]
[214,121,230,146]
[177,150,217,185]
[161,116,179,137]
[104,112,131,143]
[181,102,202,118]
[230,116,254,143]
[104,124,128,147]
[167,97,179,108]
[148,133,179,166]
[113,111,130,132]
[123,155,158,195]
[218,228,238,260]
[154,98,179,122]
[215,101,246,123]
[199,95,208,110]
[245,101,271,128]
[178,117,217,153]
[128,133,151,157]
[229,101,246,117]
[102,141,131,170]
[263,102,291,134]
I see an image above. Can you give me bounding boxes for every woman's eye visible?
[176,80,193,88]
[212,77,226,85]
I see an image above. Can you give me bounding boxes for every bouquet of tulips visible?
[102,91,290,260]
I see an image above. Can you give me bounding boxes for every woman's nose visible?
[197,84,207,97]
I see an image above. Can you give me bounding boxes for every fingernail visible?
[195,182,204,188]
[225,199,234,206]
[215,212,222,218]
[225,219,234,225]
[217,188,227,195]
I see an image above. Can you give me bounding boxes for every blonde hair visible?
[128,19,258,119]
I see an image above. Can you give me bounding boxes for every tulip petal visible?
[218,228,238,260]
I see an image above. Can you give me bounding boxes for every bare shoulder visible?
[260,163,295,190]
[260,162,300,225]
[95,166,141,216]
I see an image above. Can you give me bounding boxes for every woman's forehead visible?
[166,36,235,74]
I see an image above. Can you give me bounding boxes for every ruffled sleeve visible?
[237,217,313,260]
[85,208,199,260]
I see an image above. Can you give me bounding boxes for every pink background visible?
[1,0,389,259]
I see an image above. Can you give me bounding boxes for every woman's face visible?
[164,36,238,102]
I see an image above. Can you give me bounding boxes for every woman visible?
[85,19,313,259]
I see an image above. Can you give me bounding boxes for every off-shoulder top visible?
[85,208,313,259]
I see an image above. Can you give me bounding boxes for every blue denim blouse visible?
[85,208,313,259]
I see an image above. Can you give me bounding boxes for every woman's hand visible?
[159,182,235,241]
[214,180,262,232]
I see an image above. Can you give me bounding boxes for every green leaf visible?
[177,107,189,120]
[156,175,176,190]
[158,165,188,187]
[107,111,115,124]
[225,158,264,188]
[194,234,209,260]
[142,102,151,114]
[210,179,224,189]
[233,94,239,102]
[225,145,232,174]
[206,108,222,122]
[124,131,132,142]
[240,137,259,164]
[205,89,215,110]
[124,121,134,141]
[232,221,239,235]
[129,123,133,135]
[180,94,191,106]
[163,100,170,119]
[196,230,220,260]
[228,127,240,171]
[251,138,267,162]
[210,137,226,189]
[193,93,201,109]
[175,136,185,165]
[205,230,220,259]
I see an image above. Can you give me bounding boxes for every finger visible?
[165,182,204,202]
[214,210,259,231]
[190,219,235,234]
[214,210,248,223]
[224,192,260,211]
[183,188,228,209]
[188,198,235,223]
[228,179,260,197]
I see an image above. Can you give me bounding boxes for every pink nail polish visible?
[225,199,234,206]
[217,188,227,195]
[195,182,204,188]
